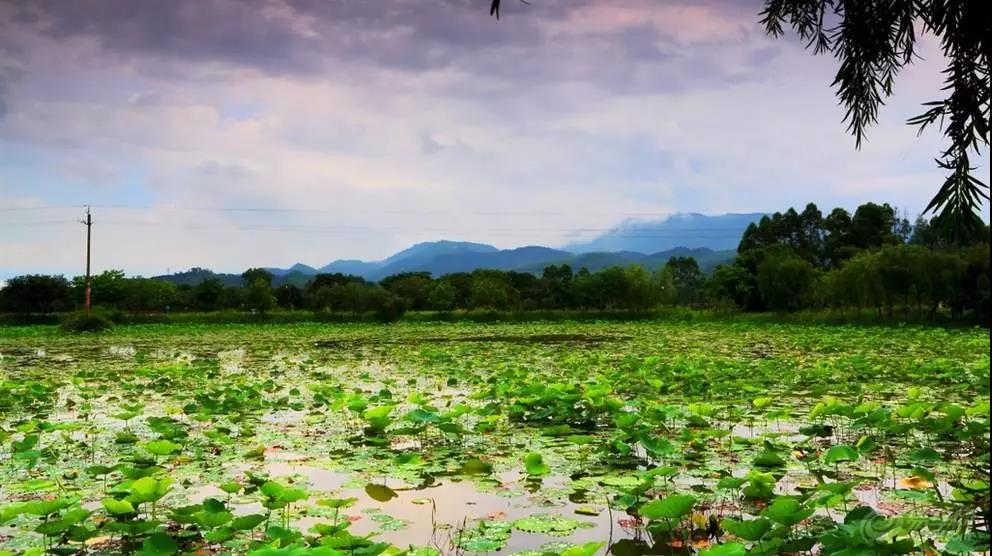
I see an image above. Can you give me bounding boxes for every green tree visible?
[590,266,630,309]
[708,264,754,310]
[911,215,990,248]
[797,203,826,264]
[874,245,928,317]
[829,251,884,316]
[664,257,703,305]
[275,284,304,310]
[470,273,513,310]
[823,207,854,267]
[438,273,474,309]
[508,271,543,309]
[306,285,336,312]
[623,265,655,310]
[244,278,276,313]
[121,278,177,311]
[848,203,903,250]
[541,264,573,308]
[366,287,406,322]
[757,251,818,312]
[957,244,991,321]
[192,278,225,311]
[73,270,127,307]
[380,272,434,311]
[241,268,273,287]
[652,266,678,308]
[427,281,457,311]
[0,274,73,313]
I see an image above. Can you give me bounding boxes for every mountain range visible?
[155,213,761,286]
[564,212,764,253]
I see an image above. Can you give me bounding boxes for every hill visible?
[156,244,735,287]
[154,216,757,285]
[565,212,763,253]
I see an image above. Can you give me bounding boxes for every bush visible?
[373,295,407,323]
[60,311,114,333]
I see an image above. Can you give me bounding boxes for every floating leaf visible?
[365,484,398,502]
[513,514,580,536]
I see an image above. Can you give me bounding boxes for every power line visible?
[0,203,761,218]
[0,205,80,212]
[0,220,78,227]
[1,218,748,236]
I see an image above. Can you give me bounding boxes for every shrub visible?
[373,295,407,323]
[60,311,114,333]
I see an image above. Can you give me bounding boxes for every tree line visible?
[2,202,988,322]
[712,203,989,320]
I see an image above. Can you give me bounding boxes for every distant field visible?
[0,321,988,555]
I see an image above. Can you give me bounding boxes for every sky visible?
[0,0,987,278]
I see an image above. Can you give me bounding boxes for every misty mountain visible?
[155,216,761,286]
[316,241,500,280]
[381,240,498,267]
[398,246,571,278]
[265,263,317,277]
[317,260,381,276]
[565,212,764,253]
[156,242,736,287]
[514,247,735,274]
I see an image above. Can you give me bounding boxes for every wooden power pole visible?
[80,206,92,312]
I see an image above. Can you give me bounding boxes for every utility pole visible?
[80,206,92,312]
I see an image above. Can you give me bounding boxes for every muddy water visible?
[263,459,631,550]
[177,444,636,552]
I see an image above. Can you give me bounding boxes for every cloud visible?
[0,0,986,278]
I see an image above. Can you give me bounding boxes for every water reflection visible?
[259,458,639,553]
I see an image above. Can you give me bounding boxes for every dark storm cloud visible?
[0,63,25,119]
[3,0,320,73]
[1,0,774,92]
[2,0,546,73]
[0,74,8,118]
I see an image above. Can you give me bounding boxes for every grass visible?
[3,306,983,328]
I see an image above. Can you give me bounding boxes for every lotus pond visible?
[0,321,989,556]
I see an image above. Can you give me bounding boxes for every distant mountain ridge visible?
[155,243,735,287]
[566,212,764,253]
[154,213,759,286]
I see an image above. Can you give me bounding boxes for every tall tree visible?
[664,256,703,305]
[757,250,818,311]
[241,268,273,288]
[0,275,73,313]
[244,278,277,314]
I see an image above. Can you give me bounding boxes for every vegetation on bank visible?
[2,307,987,330]
[2,202,989,325]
